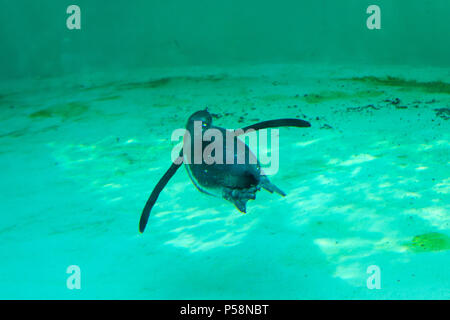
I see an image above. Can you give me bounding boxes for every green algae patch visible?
[258,90,383,105]
[95,95,121,102]
[259,94,293,103]
[79,81,119,92]
[29,102,89,121]
[301,90,384,104]
[129,77,172,89]
[118,74,228,90]
[0,128,29,139]
[342,76,450,94]
[79,74,236,93]
[0,92,17,105]
[29,109,53,118]
[404,232,450,253]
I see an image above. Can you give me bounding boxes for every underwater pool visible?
[0,1,449,300]
[0,62,448,299]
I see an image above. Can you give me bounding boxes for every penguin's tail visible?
[260,176,286,197]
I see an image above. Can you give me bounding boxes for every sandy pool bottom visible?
[0,63,449,299]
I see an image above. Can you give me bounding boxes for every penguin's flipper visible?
[237,118,310,134]
[260,176,286,197]
[139,150,183,233]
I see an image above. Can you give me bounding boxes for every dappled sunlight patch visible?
[189,233,243,252]
[183,208,221,220]
[365,191,384,202]
[333,263,364,286]
[166,231,243,252]
[340,154,376,166]
[396,176,420,185]
[374,236,407,253]
[170,181,193,194]
[153,207,196,219]
[314,238,375,284]
[372,140,391,147]
[314,174,339,186]
[48,135,175,198]
[433,178,450,194]
[417,144,434,151]
[314,238,342,256]
[284,186,310,202]
[327,154,376,167]
[341,208,397,235]
[378,182,392,188]
[391,189,422,199]
[351,167,362,177]
[294,138,321,147]
[164,232,196,248]
[328,204,355,215]
[163,217,257,253]
[147,201,262,253]
[434,140,449,147]
[102,183,123,189]
[170,217,224,233]
[315,237,374,258]
[315,232,411,286]
[360,217,397,236]
[403,207,449,230]
[293,192,335,211]
[343,182,371,194]
[327,158,340,165]
[147,167,162,172]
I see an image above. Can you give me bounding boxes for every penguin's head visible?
[186,109,213,131]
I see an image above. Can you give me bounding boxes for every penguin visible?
[139,109,311,233]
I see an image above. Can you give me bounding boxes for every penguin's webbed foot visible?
[223,186,260,213]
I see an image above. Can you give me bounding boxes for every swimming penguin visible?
[139,109,310,233]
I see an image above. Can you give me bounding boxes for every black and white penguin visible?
[139,109,310,233]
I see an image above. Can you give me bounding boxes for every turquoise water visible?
[0,1,449,299]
